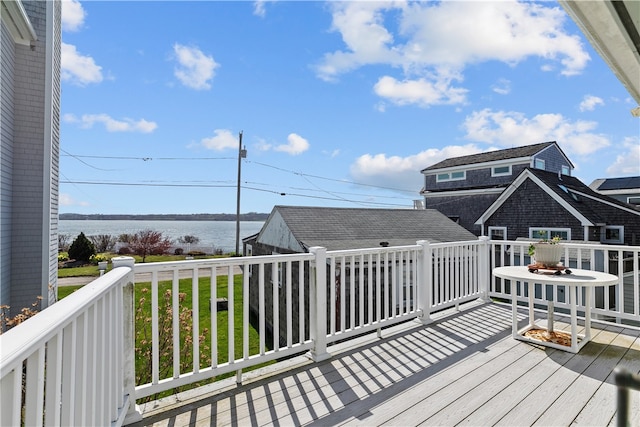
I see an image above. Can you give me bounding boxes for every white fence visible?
[1,239,638,425]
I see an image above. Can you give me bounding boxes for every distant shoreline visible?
[60,213,269,221]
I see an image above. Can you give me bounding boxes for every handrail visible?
[0,266,131,375]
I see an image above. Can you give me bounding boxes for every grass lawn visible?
[59,273,270,401]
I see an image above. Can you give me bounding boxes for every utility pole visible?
[235,131,246,255]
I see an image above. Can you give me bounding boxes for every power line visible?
[60,180,413,207]
[248,160,417,194]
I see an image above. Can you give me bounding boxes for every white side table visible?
[493,266,618,353]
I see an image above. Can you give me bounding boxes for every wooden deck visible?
[129,301,640,427]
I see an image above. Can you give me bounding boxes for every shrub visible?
[127,230,172,262]
[68,232,96,263]
[174,248,184,255]
[58,252,69,262]
[89,254,107,264]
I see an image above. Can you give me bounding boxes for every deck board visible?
[130,302,640,427]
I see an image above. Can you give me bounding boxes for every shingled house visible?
[589,176,640,208]
[242,206,477,347]
[420,141,573,235]
[476,168,640,246]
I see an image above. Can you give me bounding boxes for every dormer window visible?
[436,171,466,182]
[492,165,512,177]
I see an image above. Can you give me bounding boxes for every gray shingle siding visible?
[1,21,15,308]
[425,193,500,236]
[482,178,584,241]
[532,145,572,174]
[1,1,60,315]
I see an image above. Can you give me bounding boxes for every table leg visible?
[528,281,534,328]
[584,286,592,341]
[570,285,578,352]
[512,279,518,339]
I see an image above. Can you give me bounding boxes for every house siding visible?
[425,193,500,236]
[483,178,585,241]
[533,145,572,173]
[1,1,60,315]
[1,20,16,308]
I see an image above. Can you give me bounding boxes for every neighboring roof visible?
[590,176,640,191]
[559,0,640,109]
[476,168,640,226]
[421,141,561,172]
[259,206,477,251]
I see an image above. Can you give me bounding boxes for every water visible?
[59,220,264,253]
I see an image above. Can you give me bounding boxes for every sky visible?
[59,0,640,215]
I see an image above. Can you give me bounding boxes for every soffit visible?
[560,0,640,112]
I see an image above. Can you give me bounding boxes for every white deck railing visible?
[1,239,638,425]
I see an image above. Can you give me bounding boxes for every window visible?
[436,170,466,182]
[601,226,624,244]
[628,196,640,206]
[492,165,511,177]
[489,227,507,240]
[561,165,570,175]
[529,228,570,241]
[534,159,545,170]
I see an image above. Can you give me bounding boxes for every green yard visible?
[59,272,269,401]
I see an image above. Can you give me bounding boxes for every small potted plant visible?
[528,236,563,267]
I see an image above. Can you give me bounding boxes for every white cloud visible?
[374,75,468,107]
[61,0,86,32]
[201,129,238,151]
[462,108,610,156]
[173,44,219,90]
[579,95,605,112]
[253,1,269,17]
[64,113,157,133]
[492,78,511,95]
[606,137,640,175]
[350,144,483,191]
[60,193,89,207]
[274,133,310,155]
[61,42,103,86]
[316,1,589,106]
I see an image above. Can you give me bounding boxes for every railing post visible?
[113,257,142,425]
[478,236,491,302]
[417,240,433,325]
[308,247,331,362]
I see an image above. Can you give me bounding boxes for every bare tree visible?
[128,230,172,262]
[58,234,72,252]
[89,234,117,253]
[177,235,200,253]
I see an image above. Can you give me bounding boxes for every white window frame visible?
[491,165,512,177]
[436,170,466,182]
[488,226,507,240]
[627,196,640,206]
[561,165,570,175]
[534,159,545,170]
[529,227,571,241]
[601,226,624,244]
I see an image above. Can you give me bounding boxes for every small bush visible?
[90,254,107,264]
[118,246,132,255]
[174,248,184,255]
[187,250,206,257]
[58,252,69,262]
[68,232,96,263]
